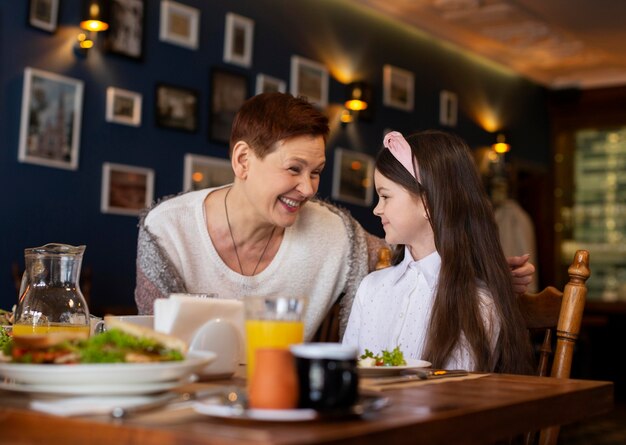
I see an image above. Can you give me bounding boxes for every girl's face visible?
[245,135,326,228]
[373,169,435,258]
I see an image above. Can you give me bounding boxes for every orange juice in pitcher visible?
[12,323,91,338]
[13,243,91,338]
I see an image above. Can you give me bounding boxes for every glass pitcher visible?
[13,243,90,338]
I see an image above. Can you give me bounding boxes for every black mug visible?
[290,343,359,411]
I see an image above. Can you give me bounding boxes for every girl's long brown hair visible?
[375,130,534,374]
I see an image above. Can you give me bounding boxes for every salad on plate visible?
[357,347,431,376]
[358,347,407,367]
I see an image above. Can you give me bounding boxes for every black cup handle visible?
[334,366,358,407]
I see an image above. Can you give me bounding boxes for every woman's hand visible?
[507,254,535,294]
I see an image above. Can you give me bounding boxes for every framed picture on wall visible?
[290,56,329,109]
[159,0,200,50]
[28,0,59,32]
[223,12,254,68]
[383,64,414,111]
[210,68,249,144]
[18,67,84,171]
[183,154,234,191]
[105,0,145,60]
[101,162,154,216]
[155,83,199,132]
[106,87,142,126]
[439,90,458,127]
[331,148,374,207]
[255,74,286,95]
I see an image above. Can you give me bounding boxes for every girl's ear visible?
[231,141,251,179]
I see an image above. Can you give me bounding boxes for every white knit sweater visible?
[136,187,378,340]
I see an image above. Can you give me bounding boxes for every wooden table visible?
[0,373,613,445]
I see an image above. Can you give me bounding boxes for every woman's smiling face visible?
[245,135,326,227]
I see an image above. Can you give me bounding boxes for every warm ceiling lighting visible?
[344,82,369,111]
[77,33,94,49]
[492,133,510,154]
[75,0,109,56]
[80,0,109,31]
[340,109,353,124]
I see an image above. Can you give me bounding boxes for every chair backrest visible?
[518,249,590,379]
[518,249,590,445]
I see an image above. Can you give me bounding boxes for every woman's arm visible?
[134,221,187,315]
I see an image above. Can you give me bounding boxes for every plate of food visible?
[0,317,215,386]
[357,347,431,377]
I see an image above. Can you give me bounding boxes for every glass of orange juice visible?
[244,296,306,381]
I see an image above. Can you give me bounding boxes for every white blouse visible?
[342,248,499,371]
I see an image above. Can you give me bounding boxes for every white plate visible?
[358,359,431,377]
[0,354,215,385]
[0,378,186,396]
[193,402,318,422]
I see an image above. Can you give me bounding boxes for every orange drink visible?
[12,323,91,338]
[245,320,304,380]
[244,296,307,381]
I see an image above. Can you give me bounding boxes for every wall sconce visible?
[342,81,373,125]
[345,82,369,112]
[492,133,510,154]
[75,0,109,56]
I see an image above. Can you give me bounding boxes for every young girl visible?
[343,130,534,374]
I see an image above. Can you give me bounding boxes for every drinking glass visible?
[244,296,306,381]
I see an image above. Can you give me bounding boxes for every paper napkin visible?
[154,294,245,363]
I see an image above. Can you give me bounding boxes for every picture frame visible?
[255,74,286,95]
[439,90,458,127]
[155,83,199,132]
[101,162,154,216]
[106,87,142,126]
[183,154,234,192]
[28,0,59,32]
[210,68,249,144]
[290,55,329,109]
[383,64,414,111]
[331,148,374,207]
[105,0,145,60]
[223,12,254,68]
[159,0,200,50]
[18,67,84,171]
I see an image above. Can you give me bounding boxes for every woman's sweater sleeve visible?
[134,218,187,315]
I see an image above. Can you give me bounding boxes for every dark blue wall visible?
[0,0,550,313]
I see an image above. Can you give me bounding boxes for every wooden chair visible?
[518,249,590,445]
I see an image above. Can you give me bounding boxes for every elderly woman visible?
[135,93,534,340]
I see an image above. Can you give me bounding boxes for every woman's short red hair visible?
[230,93,329,158]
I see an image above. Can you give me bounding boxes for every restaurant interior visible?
[1,0,625,442]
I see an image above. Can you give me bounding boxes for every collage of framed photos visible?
[21,0,458,215]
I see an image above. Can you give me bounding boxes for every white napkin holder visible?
[154,294,245,379]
